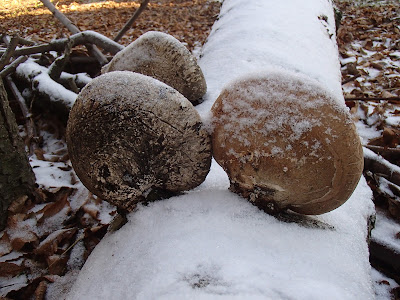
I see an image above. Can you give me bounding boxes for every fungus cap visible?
[67,71,212,211]
[211,71,363,215]
[102,31,207,104]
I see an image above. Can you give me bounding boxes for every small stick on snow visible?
[48,40,73,81]
[364,147,400,187]
[364,145,400,157]
[0,56,28,78]
[345,97,400,102]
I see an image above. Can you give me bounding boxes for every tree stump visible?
[0,79,36,230]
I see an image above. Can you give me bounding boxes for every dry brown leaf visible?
[7,195,30,215]
[34,228,77,256]
[37,189,72,223]
[0,262,26,277]
[46,254,68,275]
[82,205,99,220]
[0,232,12,257]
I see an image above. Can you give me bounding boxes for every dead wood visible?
[4,76,38,155]
[364,148,400,187]
[345,97,400,102]
[48,40,73,81]
[0,56,28,78]
[39,0,108,65]
[1,31,124,58]
[364,145,400,158]
[113,0,150,43]
[0,36,20,71]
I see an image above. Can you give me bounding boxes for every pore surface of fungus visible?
[102,31,207,104]
[211,71,363,215]
[67,71,212,211]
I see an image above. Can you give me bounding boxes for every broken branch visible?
[0,56,28,78]
[1,31,124,58]
[39,0,109,65]
[4,76,38,154]
[345,97,400,102]
[113,0,150,43]
[364,147,400,187]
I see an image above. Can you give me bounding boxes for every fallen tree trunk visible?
[68,1,376,299]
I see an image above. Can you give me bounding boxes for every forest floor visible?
[0,0,399,299]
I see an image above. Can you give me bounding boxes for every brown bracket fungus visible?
[211,70,363,215]
[66,71,212,212]
[102,31,207,105]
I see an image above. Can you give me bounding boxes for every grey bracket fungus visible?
[211,71,364,215]
[66,71,212,212]
[102,31,207,105]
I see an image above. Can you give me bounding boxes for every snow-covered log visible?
[67,1,376,299]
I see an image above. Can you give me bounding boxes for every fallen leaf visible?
[0,261,26,277]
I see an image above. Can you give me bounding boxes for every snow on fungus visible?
[102,31,207,104]
[66,71,212,212]
[211,71,363,215]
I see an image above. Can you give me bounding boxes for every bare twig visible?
[0,56,28,78]
[39,0,109,65]
[113,0,150,42]
[48,40,73,81]
[364,147,400,187]
[1,31,124,58]
[345,97,400,102]
[5,76,38,154]
[0,36,20,71]
[364,145,400,157]
[341,73,361,85]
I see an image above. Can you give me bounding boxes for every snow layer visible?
[68,163,375,300]
[197,0,343,119]
[68,0,376,298]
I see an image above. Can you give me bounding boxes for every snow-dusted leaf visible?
[35,228,77,256]
[0,261,26,277]
[0,232,12,257]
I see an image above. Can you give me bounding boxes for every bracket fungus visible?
[211,71,363,215]
[66,71,212,212]
[102,31,207,104]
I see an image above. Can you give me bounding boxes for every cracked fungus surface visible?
[211,71,363,215]
[66,71,212,211]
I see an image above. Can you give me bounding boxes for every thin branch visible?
[0,56,28,78]
[345,97,400,102]
[0,36,20,71]
[363,147,400,187]
[113,0,150,42]
[48,40,73,81]
[39,0,109,65]
[0,31,124,58]
[5,76,38,155]
[341,74,361,85]
[39,0,80,34]
[364,145,400,156]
